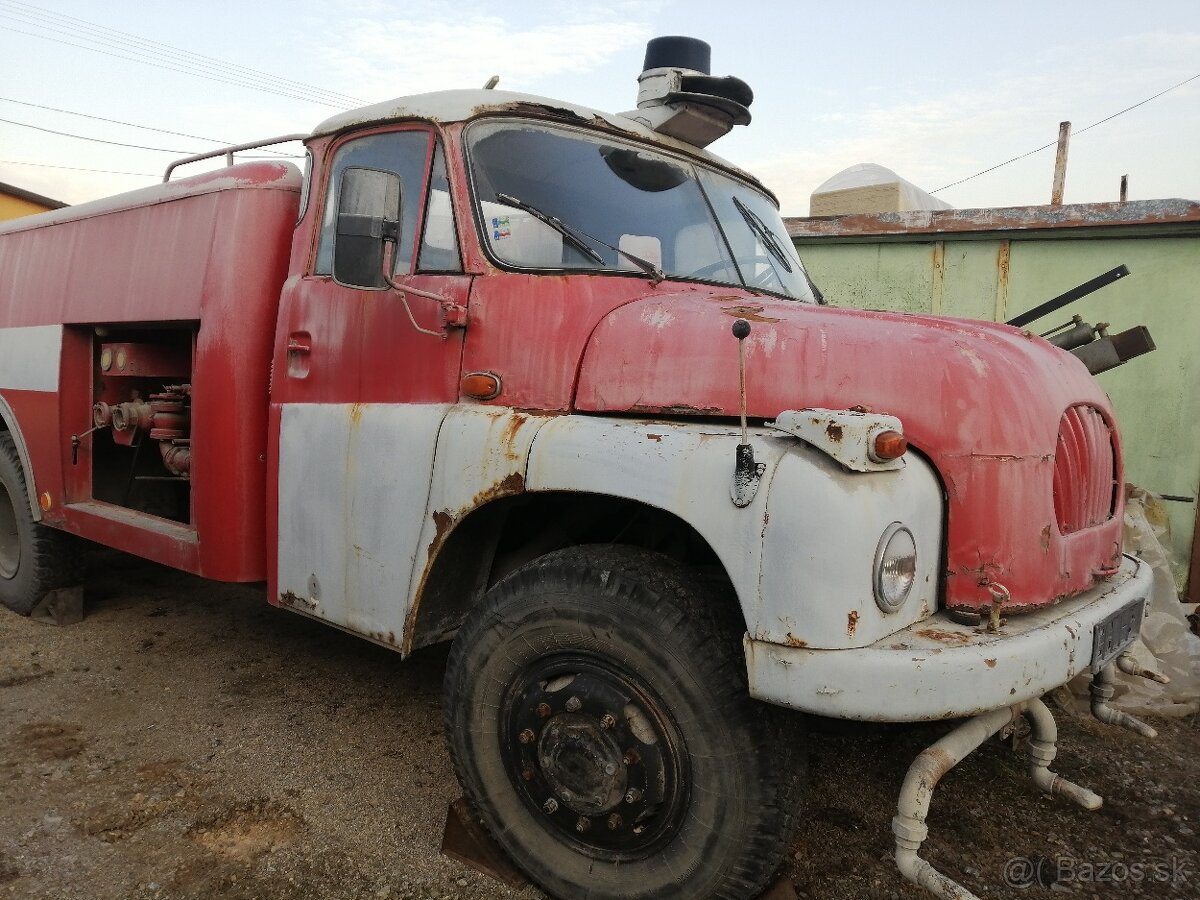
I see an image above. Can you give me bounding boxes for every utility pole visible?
[1120,175,1129,202]
[1051,121,1071,206]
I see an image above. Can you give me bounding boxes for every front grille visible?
[1053,404,1117,534]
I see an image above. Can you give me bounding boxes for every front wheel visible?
[444,545,802,900]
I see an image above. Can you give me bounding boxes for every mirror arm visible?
[379,240,464,338]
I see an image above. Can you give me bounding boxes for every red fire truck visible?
[0,37,1164,900]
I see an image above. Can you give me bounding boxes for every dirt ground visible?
[1,550,1196,900]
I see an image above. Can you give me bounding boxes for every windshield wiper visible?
[493,192,665,283]
[732,197,793,274]
[494,192,604,265]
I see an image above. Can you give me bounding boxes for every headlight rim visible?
[874,521,917,613]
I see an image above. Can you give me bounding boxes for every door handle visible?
[286,332,311,378]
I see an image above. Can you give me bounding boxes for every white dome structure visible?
[810,163,953,216]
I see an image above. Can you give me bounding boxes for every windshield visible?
[466,120,816,302]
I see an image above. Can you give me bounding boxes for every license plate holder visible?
[1090,598,1146,672]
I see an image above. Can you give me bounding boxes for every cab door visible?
[271,128,469,645]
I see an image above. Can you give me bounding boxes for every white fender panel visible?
[525,415,943,652]
[758,447,943,648]
[526,416,783,625]
[406,406,552,612]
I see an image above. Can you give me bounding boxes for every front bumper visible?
[745,554,1152,722]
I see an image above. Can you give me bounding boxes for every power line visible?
[0,115,199,153]
[931,71,1200,194]
[2,23,348,108]
[3,0,364,104]
[0,0,364,108]
[0,95,297,156]
[0,158,157,177]
[0,114,305,162]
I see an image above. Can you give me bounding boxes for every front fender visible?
[525,415,944,648]
[759,446,943,648]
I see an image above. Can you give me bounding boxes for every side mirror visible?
[332,167,402,290]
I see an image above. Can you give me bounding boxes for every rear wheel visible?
[0,432,77,615]
[444,545,802,900]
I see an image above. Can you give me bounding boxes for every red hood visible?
[575,292,1124,612]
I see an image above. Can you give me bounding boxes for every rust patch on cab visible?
[846,610,859,638]
[984,658,997,668]
[783,633,807,648]
[826,423,844,442]
[721,304,780,324]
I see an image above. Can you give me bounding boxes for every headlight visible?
[874,522,916,613]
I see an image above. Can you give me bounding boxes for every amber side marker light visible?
[872,430,908,462]
[462,372,502,401]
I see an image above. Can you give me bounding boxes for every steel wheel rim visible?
[500,652,690,862]
[0,481,20,580]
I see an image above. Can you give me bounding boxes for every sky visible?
[0,0,1197,215]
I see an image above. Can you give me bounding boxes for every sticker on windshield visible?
[491,216,511,240]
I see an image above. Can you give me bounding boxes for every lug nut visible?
[607,813,623,830]
[543,799,558,814]
[599,713,616,729]
[624,788,642,804]
[519,728,536,744]
[604,763,616,776]
[623,749,640,766]
[575,817,591,834]
[565,696,582,712]
[536,702,552,718]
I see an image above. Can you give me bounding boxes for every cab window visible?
[314,130,432,276]
[417,143,462,273]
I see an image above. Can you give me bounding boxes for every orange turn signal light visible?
[872,430,908,461]
[462,371,502,401]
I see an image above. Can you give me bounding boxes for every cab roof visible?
[310,89,767,196]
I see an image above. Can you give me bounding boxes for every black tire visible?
[444,545,803,900]
[0,432,78,615]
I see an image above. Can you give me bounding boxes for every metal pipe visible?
[894,700,1104,900]
[1006,264,1130,329]
[162,133,309,182]
[1023,698,1103,810]
[1116,650,1170,684]
[1090,663,1158,737]
[893,705,1021,900]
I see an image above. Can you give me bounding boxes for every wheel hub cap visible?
[502,654,689,860]
[537,714,628,815]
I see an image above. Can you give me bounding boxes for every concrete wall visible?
[789,201,1200,593]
